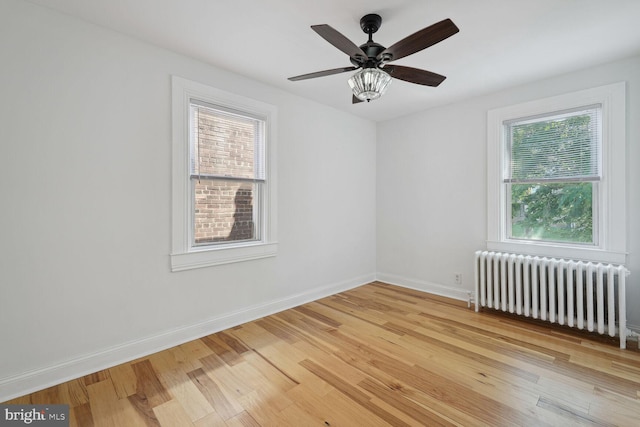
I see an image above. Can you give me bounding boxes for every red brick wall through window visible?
[192,106,257,244]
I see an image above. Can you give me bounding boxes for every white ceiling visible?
[24,0,640,122]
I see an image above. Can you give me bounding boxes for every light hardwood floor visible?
[4,282,640,426]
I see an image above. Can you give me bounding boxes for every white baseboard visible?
[376,272,472,302]
[627,323,640,335]
[0,273,375,402]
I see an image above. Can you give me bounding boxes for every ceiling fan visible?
[288,13,459,103]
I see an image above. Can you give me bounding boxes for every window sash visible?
[502,175,599,184]
[189,173,265,183]
[503,105,601,183]
[188,100,267,249]
[189,101,266,181]
[505,181,598,246]
[190,177,263,247]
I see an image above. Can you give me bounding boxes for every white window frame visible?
[171,76,277,271]
[487,82,626,264]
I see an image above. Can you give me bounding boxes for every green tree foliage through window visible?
[510,182,593,242]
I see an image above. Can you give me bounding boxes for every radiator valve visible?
[467,291,474,309]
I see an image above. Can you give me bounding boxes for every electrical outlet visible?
[454,273,463,285]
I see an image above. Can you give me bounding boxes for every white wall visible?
[377,55,640,330]
[0,0,376,400]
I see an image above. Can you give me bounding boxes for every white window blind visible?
[504,105,601,183]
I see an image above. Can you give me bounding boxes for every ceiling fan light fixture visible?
[348,67,392,102]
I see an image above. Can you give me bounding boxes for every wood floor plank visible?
[152,399,195,427]
[187,368,244,420]
[299,359,371,404]
[5,282,640,426]
[131,359,172,408]
[298,359,417,426]
[127,391,162,426]
[292,305,342,328]
[84,369,110,386]
[87,378,147,427]
[58,379,89,408]
[276,402,326,427]
[30,384,61,404]
[358,377,458,426]
[200,335,245,366]
[157,367,215,422]
[536,396,615,427]
[236,389,291,426]
[254,318,301,345]
[227,322,283,350]
[589,386,640,426]
[222,411,260,427]
[147,345,201,374]
[286,384,398,427]
[241,340,334,396]
[192,410,226,427]
[71,402,94,427]
[216,331,251,355]
[179,336,215,362]
[240,350,299,393]
[108,363,137,399]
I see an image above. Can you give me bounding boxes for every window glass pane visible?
[193,178,259,245]
[506,106,600,182]
[191,104,262,180]
[510,182,594,244]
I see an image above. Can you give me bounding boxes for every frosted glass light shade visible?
[348,67,392,102]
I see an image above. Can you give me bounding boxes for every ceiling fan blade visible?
[352,94,363,104]
[311,24,368,63]
[378,18,459,62]
[288,66,358,81]
[384,65,446,87]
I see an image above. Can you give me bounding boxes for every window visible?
[171,77,277,271]
[190,101,264,246]
[487,83,626,264]
[505,106,600,245]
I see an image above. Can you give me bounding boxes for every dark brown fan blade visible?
[384,65,446,86]
[352,94,363,104]
[311,24,368,63]
[377,18,459,62]
[288,66,358,81]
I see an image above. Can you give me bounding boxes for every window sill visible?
[486,240,626,265]
[171,242,278,272]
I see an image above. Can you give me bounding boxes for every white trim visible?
[487,82,626,263]
[376,272,470,301]
[171,242,278,271]
[485,240,626,264]
[171,76,278,272]
[0,273,374,402]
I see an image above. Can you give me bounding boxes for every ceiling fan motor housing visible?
[351,41,386,67]
[350,14,387,68]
